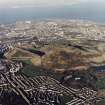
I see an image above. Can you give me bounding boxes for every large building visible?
[0,45,8,58]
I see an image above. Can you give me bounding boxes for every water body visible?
[0,2,105,24]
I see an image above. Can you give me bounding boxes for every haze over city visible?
[0,0,104,24]
[0,0,104,8]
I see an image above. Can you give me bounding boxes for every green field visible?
[20,60,63,80]
[96,78,105,89]
[96,100,105,105]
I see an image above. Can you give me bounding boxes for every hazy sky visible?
[0,0,104,8]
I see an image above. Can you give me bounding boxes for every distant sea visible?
[0,2,105,24]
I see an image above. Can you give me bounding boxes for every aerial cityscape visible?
[0,0,105,105]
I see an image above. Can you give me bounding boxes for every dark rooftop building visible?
[95,65,105,73]
[0,45,8,58]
